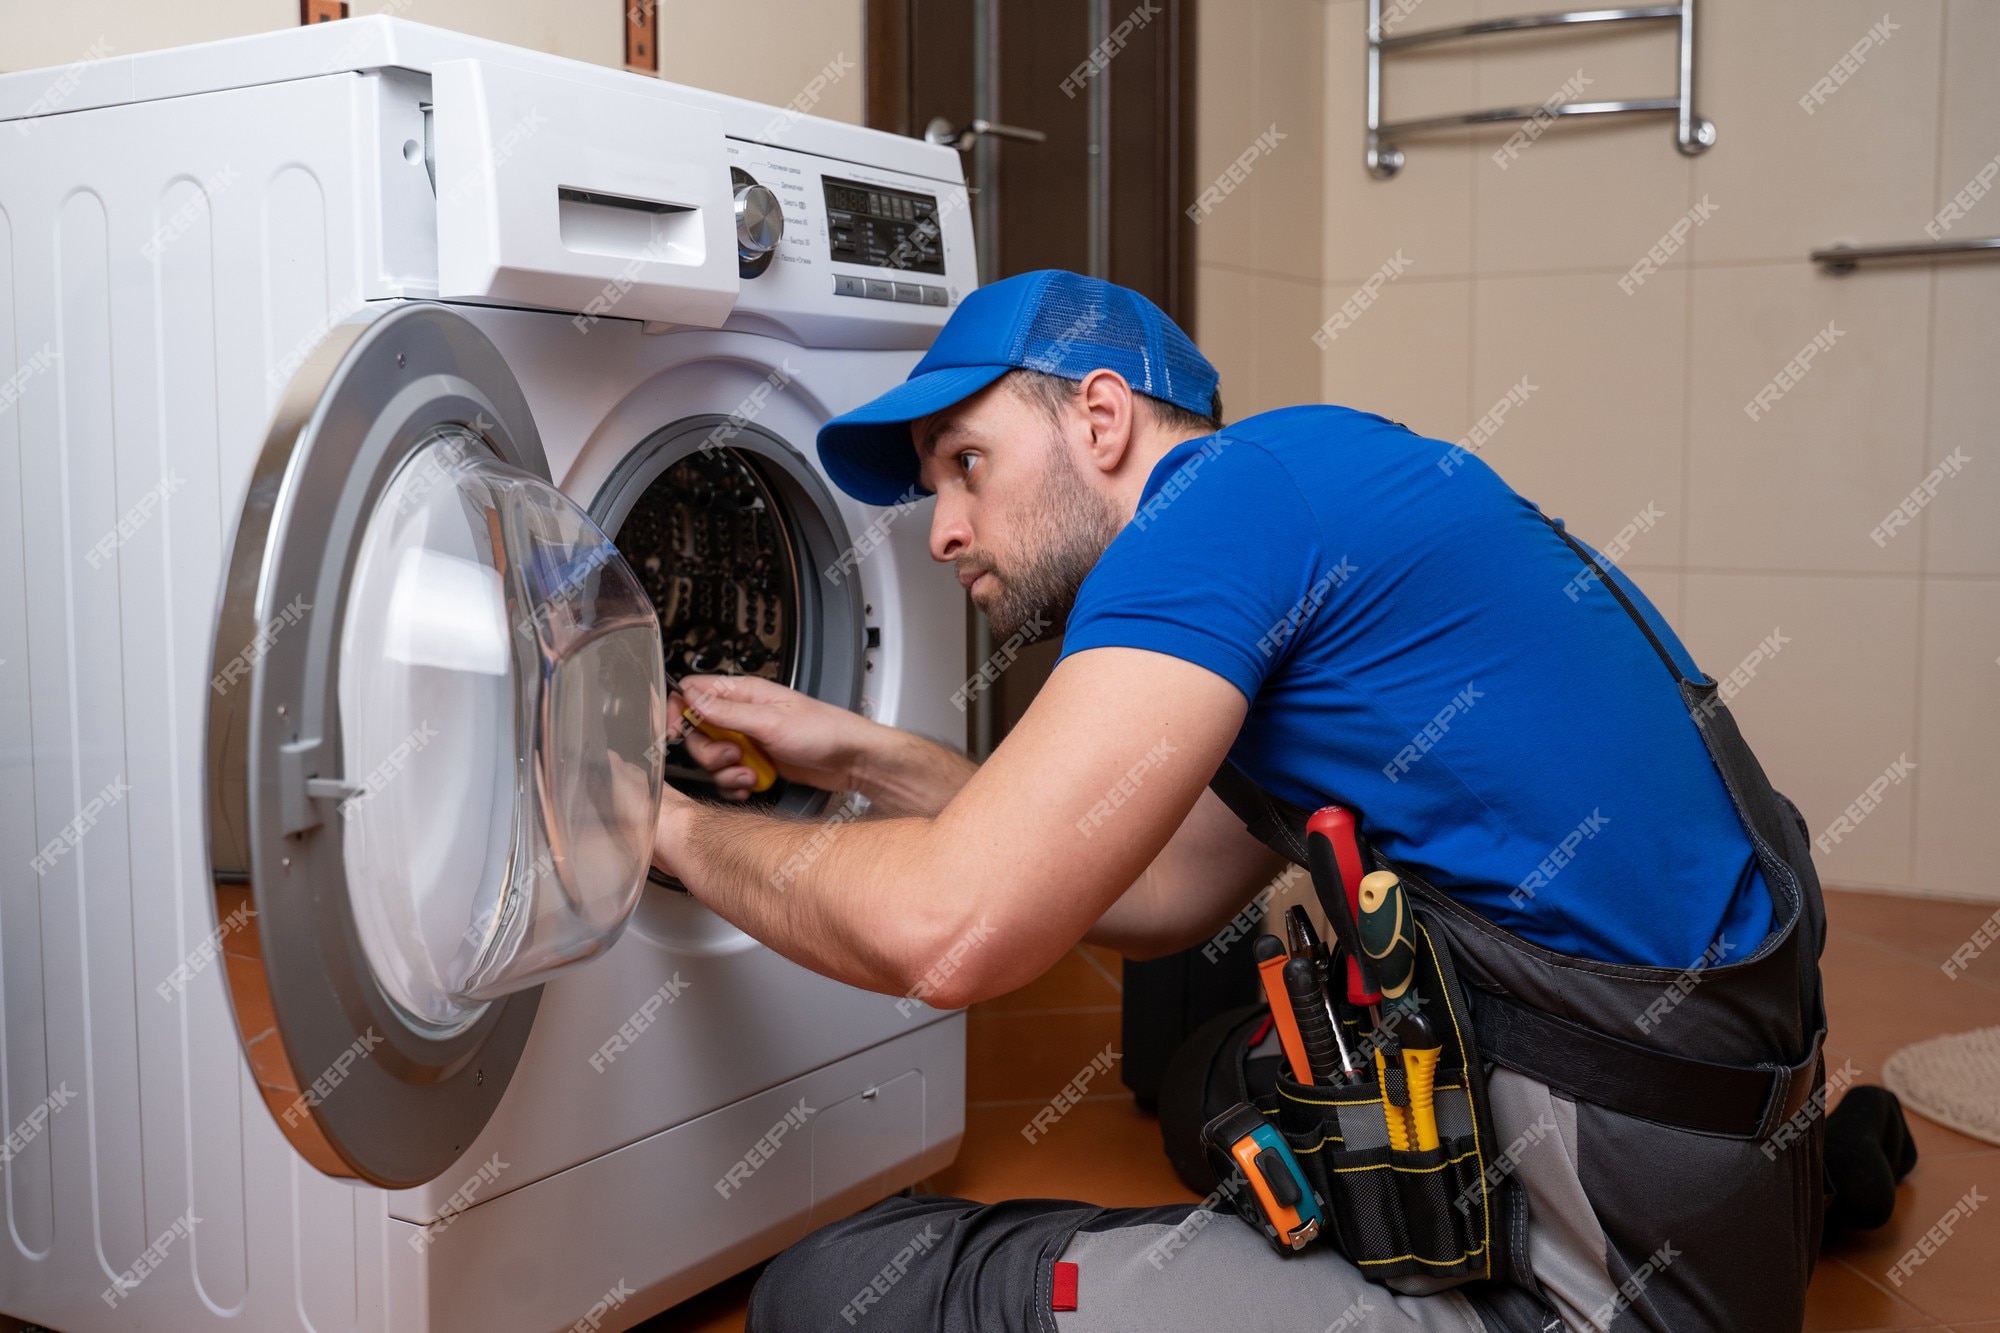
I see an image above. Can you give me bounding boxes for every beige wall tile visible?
[1249,0,1329,281]
[1691,0,1944,266]
[1682,572,1921,889]
[1322,0,1478,283]
[1921,264,2000,575]
[1470,269,1688,564]
[1686,261,1931,573]
[1914,580,2000,902]
[362,0,622,67]
[1469,17,1697,274]
[0,0,289,73]
[1194,0,1262,268]
[1934,0,2000,236]
[653,0,864,121]
[1320,277,1473,442]
[1198,265,1324,422]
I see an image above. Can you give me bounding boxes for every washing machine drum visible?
[594,414,866,816]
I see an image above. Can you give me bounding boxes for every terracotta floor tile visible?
[1821,937,2000,1053]
[1821,1150,2000,1327]
[965,1006,1122,1105]
[1802,1255,1941,1331]
[928,1097,1198,1208]
[1826,890,2000,990]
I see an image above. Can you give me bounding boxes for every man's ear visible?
[1074,369,1135,477]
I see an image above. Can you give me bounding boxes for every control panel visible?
[722,137,974,349]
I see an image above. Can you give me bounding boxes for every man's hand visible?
[670,674,979,817]
[654,647,1254,1007]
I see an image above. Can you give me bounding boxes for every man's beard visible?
[961,446,1121,641]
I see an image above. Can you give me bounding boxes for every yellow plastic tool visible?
[1403,1043,1441,1151]
[666,670,778,793]
[1374,1047,1415,1151]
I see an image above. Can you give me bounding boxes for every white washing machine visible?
[0,18,971,1332]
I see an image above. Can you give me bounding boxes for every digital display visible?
[823,176,946,275]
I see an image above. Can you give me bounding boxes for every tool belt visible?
[1244,909,1503,1290]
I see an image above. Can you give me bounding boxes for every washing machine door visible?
[206,302,668,1187]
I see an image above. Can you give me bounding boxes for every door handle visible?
[923,117,1048,152]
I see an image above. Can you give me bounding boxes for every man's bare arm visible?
[1084,787,1289,959]
[653,647,1249,1006]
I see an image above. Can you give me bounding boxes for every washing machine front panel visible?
[207,301,668,1187]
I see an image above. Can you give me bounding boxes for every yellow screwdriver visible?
[664,669,778,793]
[1359,869,1441,1152]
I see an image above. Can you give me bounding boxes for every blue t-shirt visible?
[1060,405,1771,968]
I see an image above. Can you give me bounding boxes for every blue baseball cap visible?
[816,269,1219,506]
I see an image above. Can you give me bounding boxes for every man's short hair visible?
[1006,368,1223,436]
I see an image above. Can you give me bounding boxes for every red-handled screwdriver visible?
[1305,806,1383,1025]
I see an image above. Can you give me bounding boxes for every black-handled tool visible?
[1357,869,1419,1017]
[1284,956,1341,1085]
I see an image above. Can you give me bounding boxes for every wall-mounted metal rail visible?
[1812,237,2000,273]
[1366,2,1714,178]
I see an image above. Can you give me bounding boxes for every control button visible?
[864,279,894,301]
[734,181,784,262]
[892,282,925,304]
[921,285,949,307]
[834,274,865,297]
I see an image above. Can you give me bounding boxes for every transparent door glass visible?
[339,429,666,1033]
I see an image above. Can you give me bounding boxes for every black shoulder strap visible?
[1537,513,1692,687]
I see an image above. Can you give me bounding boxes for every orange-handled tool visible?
[1254,935,1315,1084]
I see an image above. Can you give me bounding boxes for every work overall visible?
[749,523,1829,1333]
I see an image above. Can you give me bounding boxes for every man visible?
[651,271,1826,1332]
